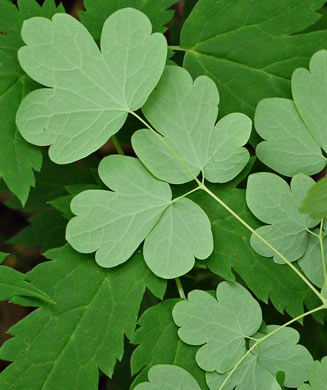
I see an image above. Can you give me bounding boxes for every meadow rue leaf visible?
[80,0,178,40]
[16,8,167,164]
[172,282,262,373]
[180,0,327,121]
[246,173,318,263]
[255,50,327,176]
[0,0,64,204]
[300,177,327,219]
[206,326,313,390]
[0,252,52,305]
[131,299,209,390]
[134,365,201,390]
[298,228,327,289]
[298,357,327,390]
[66,155,213,278]
[0,245,166,389]
[190,184,319,317]
[132,65,252,184]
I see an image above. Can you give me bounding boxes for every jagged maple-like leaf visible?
[246,173,318,263]
[255,50,327,176]
[16,8,167,163]
[66,155,213,279]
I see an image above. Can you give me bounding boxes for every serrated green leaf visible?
[191,184,320,317]
[172,282,262,373]
[66,155,213,278]
[206,326,313,390]
[16,8,167,164]
[0,0,64,203]
[298,357,327,390]
[79,0,177,40]
[131,299,209,390]
[255,50,327,176]
[132,66,251,184]
[134,365,201,390]
[9,209,67,252]
[246,173,318,263]
[300,176,327,219]
[179,0,327,122]
[0,253,52,305]
[0,245,166,389]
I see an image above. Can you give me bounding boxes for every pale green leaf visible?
[131,299,208,390]
[134,365,201,390]
[246,173,318,263]
[206,326,313,390]
[132,66,251,184]
[300,177,327,219]
[0,0,64,203]
[16,8,167,164]
[172,282,262,373]
[144,198,213,278]
[180,0,327,121]
[298,357,327,390]
[66,155,213,278]
[79,0,177,40]
[255,50,327,176]
[0,245,165,389]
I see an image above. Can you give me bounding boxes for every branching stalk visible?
[319,218,327,285]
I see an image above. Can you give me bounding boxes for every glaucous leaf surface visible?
[206,326,313,390]
[255,50,327,176]
[0,0,64,203]
[0,245,165,390]
[191,183,319,318]
[180,0,327,121]
[80,0,177,40]
[66,155,213,278]
[172,282,262,373]
[246,173,318,263]
[134,365,201,390]
[299,357,327,390]
[300,176,327,219]
[132,66,251,184]
[0,253,52,304]
[16,8,167,163]
[131,299,209,390]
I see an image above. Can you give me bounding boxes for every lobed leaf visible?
[300,176,327,219]
[246,173,318,263]
[16,8,167,164]
[255,50,327,176]
[298,357,327,390]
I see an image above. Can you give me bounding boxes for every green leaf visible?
[0,253,52,305]
[299,357,327,390]
[191,185,320,317]
[172,282,262,373]
[66,155,213,278]
[298,229,326,289]
[180,0,327,121]
[0,0,64,203]
[206,326,313,390]
[131,299,209,390]
[134,365,201,390]
[255,50,327,176]
[132,66,251,184]
[246,173,318,263]
[79,0,177,40]
[300,177,327,219]
[0,245,166,389]
[9,209,67,252]
[16,8,167,164]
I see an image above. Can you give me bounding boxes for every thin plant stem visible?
[319,218,327,285]
[201,184,327,304]
[175,278,186,299]
[112,135,125,155]
[169,45,187,52]
[306,228,320,239]
[171,186,201,204]
[218,304,327,390]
